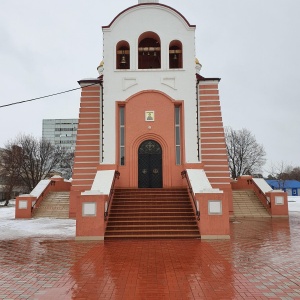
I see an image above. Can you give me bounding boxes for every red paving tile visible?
[1,213,300,299]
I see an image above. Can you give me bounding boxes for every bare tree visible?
[0,146,23,205]
[225,127,266,179]
[267,161,293,189]
[3,135,65,191]
[288,167,300,181]
[58,149,74,180]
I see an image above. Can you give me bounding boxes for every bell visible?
[120,55,126,64]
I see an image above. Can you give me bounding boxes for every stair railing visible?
[31,192,44,212]
[181,170,200,220]
[31,181,53,212]
[251,179,272,209]
[104,171,120,220]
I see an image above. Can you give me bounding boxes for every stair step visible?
[107,220,197,224]
[113,196,189,200]
[232,189,270,218]
[105,230,200,235]
[108,213,195,217]
[105,188,199,240]
[105,234,201,240]
[110,208,193,212]
[106,227,199,231]
[111,203,191,207]
[108,217,196,222]
[32,191,70,219]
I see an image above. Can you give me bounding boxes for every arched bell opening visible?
[116,40,130,69]
[138,32,161,69]
[169,40,183,69]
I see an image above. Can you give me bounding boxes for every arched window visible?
[169,40,183,69]
[116,41,130,69]
[138,32,161,69]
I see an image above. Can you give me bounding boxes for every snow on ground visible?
[287,196,300,212]
[0,201,75,240]
[0,197,299,241]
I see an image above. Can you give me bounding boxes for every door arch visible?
[138,140,162,188]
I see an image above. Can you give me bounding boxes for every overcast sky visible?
[0,0,299,173]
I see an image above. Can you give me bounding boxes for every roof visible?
[196,74,221,82]
[103,3,196,29]
[266,180,300,189]
[78,77,103,86]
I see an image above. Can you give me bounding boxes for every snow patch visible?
[30,179,51,198]
[288,196,300,212]
[0,204,75,240]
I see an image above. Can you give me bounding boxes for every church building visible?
[15,0,289,238]
[70,0,233,239]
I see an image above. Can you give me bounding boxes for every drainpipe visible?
[100,80,104,162]
[196,77,200,161]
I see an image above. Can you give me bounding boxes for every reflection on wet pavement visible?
[1,214,300,299]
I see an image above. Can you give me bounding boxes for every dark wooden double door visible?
[138,140,162,188]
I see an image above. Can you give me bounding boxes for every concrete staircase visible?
[105,188,201,239]
[32,191,70,219]
[232,190,270,218]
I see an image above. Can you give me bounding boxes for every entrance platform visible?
[1,213,300,299]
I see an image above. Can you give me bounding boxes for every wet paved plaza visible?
[1,213,300,299]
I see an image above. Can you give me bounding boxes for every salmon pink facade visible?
[70,0,233,239]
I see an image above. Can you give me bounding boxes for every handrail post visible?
[104,171,120,220]
[181,170,200,220]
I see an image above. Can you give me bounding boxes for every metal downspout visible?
[196,78,200,161]
[100,80,104,162]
